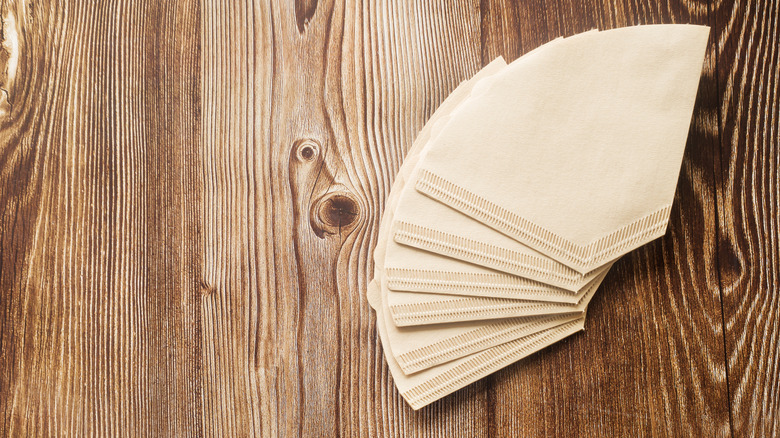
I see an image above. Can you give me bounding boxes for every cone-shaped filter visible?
[375,56,611,330]
[388,31,612,292]
[387,268,606,327]
[367,281,586,410]
[371,58,599,378]
[413,25,709,273]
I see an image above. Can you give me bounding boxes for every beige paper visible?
[370,59,595,379]
[373,59,581,373]
[388,267,607,326]
[414,25,710,273]
[384,32,612,295]
[386,244,584,302]
[384,112,616,327]
[381,248,605,373]
[371,60,603,404]
[390,186,611,291]
[368,281,586,410]
[383,280,585,374]
[366,38,600,410]
[374,56,556,304]
[382,268,602,373]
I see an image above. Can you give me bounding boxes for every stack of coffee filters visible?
[367,25,709,410]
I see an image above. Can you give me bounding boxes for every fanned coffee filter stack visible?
[367,25,709,410]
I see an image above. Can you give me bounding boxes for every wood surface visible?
[0,0,776,436]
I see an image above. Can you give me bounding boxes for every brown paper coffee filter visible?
[415,25,709,273]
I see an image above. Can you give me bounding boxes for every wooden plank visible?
[714,0,780,435]
[0,0,202,436]
[199,0,499,436]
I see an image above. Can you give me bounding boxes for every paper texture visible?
[388,267,607,326]
[371,52,610,379]
[367,281,586,410]
[383,33,611,295]
[385,245,583,302]
[382,266,602,373]
[390,314,583,374]
[380,266,588,374]
[388,33,614,291]
[373,59,569,370]
[367,56,596,407]
[414,24,709,273]
[390,186,610,291]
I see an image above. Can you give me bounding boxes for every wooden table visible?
[0,0,777,436]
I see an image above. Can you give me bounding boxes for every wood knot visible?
[319,194,358,227]
[294,139,320,162]
[718,240,742,281]
[310,190,361,238]
[295,0,318,32]
[199,279,216,296]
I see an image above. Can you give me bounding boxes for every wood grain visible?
[0,0,776,436]
[715,0,780,435]
[0,0,202,436]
